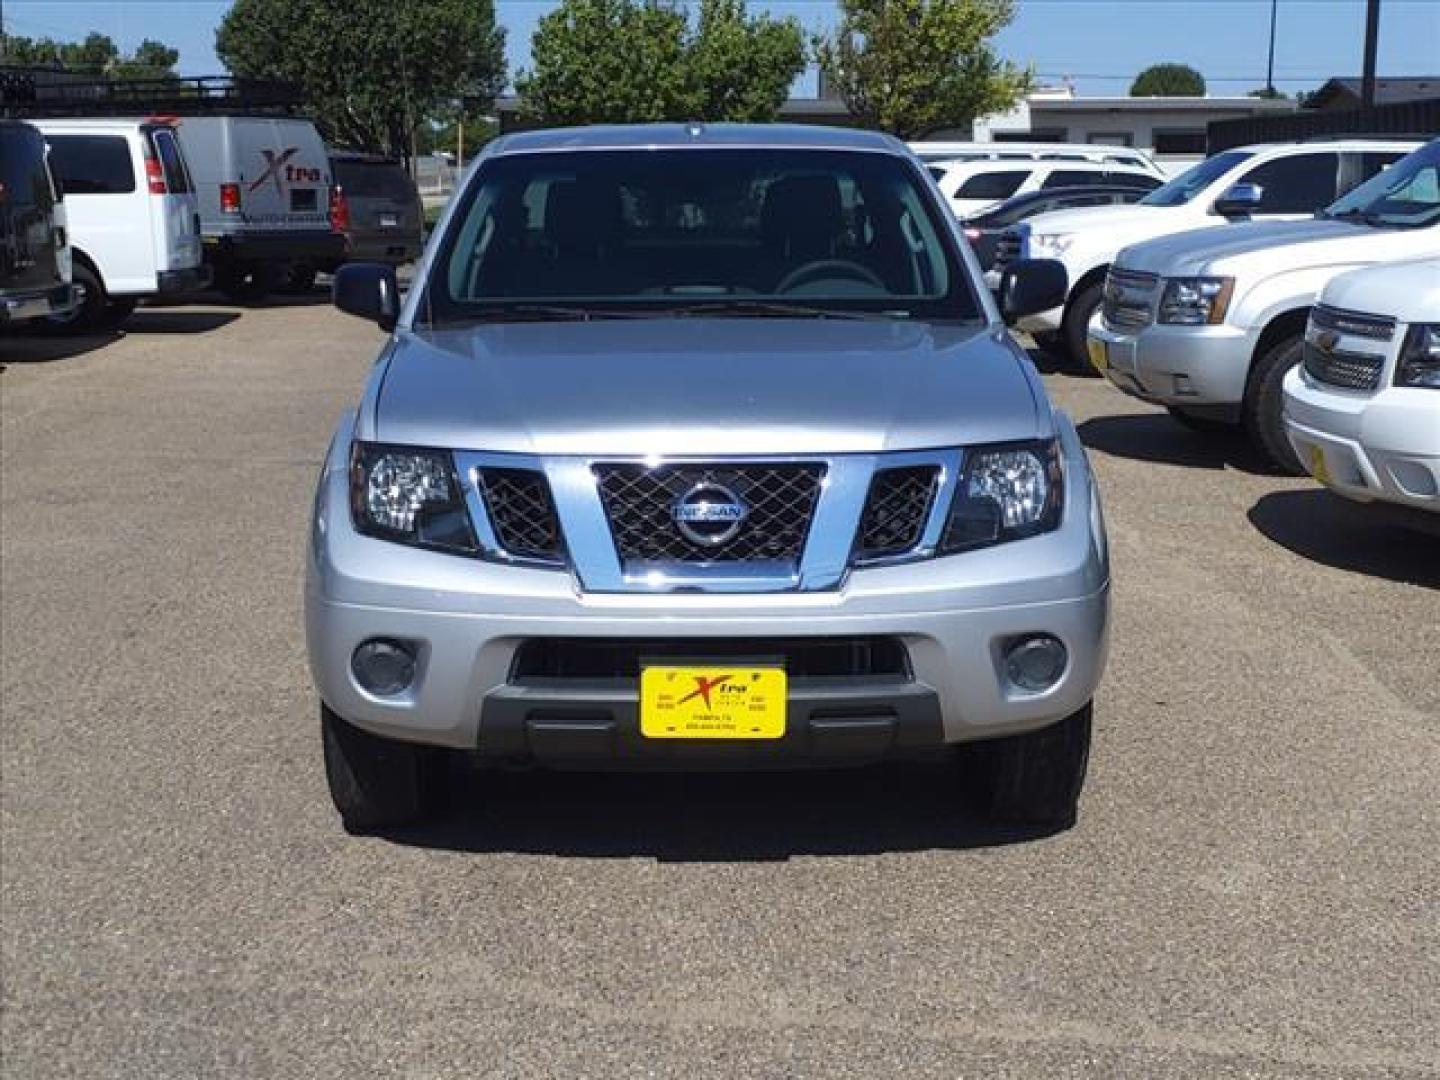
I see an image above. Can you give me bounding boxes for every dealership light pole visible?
[1361,0,1381,113]
[1265,0,1278,96]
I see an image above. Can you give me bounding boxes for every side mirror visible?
[998,259,1068,326]
[333,262,400,330]
[1214,182,1264,221]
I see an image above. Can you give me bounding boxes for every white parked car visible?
[34,118,208,331]
[997,138,1420,368]
[928,158,1162,218]
[1283,257,1439,519]
[908,141,1163,175]
[1086,139,1440,472]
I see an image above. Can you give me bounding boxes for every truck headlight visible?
[1396,324,1440,389]
[1028,233,1072,258]
[349,442,477,553]
[1158,276,1234,325]
[940,440,1064,553]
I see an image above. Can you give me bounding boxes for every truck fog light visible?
[351,639,416,696]
[1004,635,1067,692]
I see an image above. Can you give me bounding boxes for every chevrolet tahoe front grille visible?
[1310,304,1396,342]
[1102,267,1159,331]
[1302,342,1384,391]
[854,465,941,561]
[476,467,565,562]
[594,462,825,564]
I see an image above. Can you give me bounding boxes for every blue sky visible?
[6,0,1438,98]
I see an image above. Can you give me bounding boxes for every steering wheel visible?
[775,259,887,295]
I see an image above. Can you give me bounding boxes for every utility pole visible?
[1361,0,1381,114]
[1265,0,1278,96]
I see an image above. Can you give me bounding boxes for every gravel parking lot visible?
[3,299,1437,1078]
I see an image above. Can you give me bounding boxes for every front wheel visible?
[1243,336,1305,475]
[959,703,1092,828]
[321,704,449,833]
[41,262,110,333]
[1061,283,1105,377]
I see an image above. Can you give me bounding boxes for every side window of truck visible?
[45,135,136,195]
[1236,152,1340,214]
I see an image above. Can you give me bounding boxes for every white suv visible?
[1283,257,1439,520]
[929,159,1161,218]
[1087,139,1440,472]
[996,139,1419,367]
[35,118,208,331]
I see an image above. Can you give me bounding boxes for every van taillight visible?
[220,183,242,214]
[329,186,351,232]
[144,156,167,195]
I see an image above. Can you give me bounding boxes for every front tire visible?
[960,703,1092,828]
[42,262,110,333]
[321,704,448,833]
[1062,282,1105,377]
[1243,335,1305,475]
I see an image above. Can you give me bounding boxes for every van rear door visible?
[144,125,203,274]
[231,118,331,232]
[1,123,63,296]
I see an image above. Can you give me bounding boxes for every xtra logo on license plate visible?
[640,665,786,739]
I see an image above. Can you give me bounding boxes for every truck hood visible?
[1114,218,1375,277]
[1024,202,1194,239]
[373,318,1044,456]
[1316,256,1440,324]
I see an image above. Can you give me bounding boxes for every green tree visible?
[0,31,179,78]
[216,0,505,161]
[516,0,806,125]
[112,39,182,81]
[1129,63,1206,97]
[814,0,1031,140]
[686,0,807,122]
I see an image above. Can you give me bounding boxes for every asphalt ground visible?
[2,298,1437,1078]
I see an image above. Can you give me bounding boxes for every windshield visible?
[429,148,979,324]
[1140,150,1255,207]
[335,159,416,202]
[1321,140,1440,228]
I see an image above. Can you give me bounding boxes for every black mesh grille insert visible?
[856,466,939,559]
[1302,343,1384,392]
[594,463,824,563]
[477,468,564,561]
[511,637,911,684]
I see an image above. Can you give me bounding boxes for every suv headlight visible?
[1396,324,1440,389]
[1028,233,1072,258]
[1158,276,1234,325]
[349,442,477,553]
[940,440,1064,553]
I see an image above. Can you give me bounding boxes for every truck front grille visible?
[1302,343,1384,391]
[1102,267,1159,331]
[854,466,940,560]
[476,468,565,561]
[1310,304,1396,342]
[594,462,825,564]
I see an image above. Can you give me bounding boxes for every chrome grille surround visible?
[1310,303,1396,342]
[854,465,941,562]
[1102,267,1159,331]
[594,462,825,563]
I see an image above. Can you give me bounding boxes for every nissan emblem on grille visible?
[671,483,749,546]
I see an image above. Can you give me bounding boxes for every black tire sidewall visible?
[1062,283,1105,377]
[1244,335,1305,474]
[44,262,106,332]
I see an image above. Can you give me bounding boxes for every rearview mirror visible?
[1214,182,1263,221]
[998,259,1068,326]
[333,262,400,330]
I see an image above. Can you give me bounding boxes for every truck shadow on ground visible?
[1077,413,1283,475]
[379,764,1063,861]
[124,310,240,334]
[1,310,240,366]
[1248,489,1440,588]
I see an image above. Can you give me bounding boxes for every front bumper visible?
[1,282,76,325]
[305,419,1110,758]
[1283,368,1440,512]
[1089,316,1254,414]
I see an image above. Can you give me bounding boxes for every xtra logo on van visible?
[249,148,324,194]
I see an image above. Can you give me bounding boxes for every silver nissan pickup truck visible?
[307,124,1110,834]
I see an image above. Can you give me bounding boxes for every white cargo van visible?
[34,118,208,330]
[172,115,345,302]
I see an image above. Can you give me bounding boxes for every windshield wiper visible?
[1317,207,1381,225]
[459,303,655,323]
[665,299,907,321]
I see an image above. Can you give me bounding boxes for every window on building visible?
[1152,129,1207,156]
[1238,152,1341,213]
[994,128,1067,143]
[1086,132,1134,146]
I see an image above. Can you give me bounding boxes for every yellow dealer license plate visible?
[1309,444,1332,485]
[640,665,786,740]
[1087,337,1108,372]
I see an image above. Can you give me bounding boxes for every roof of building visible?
[1307,76,1440,108]
[492,122,902,154]
[1029,96,1296,113]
